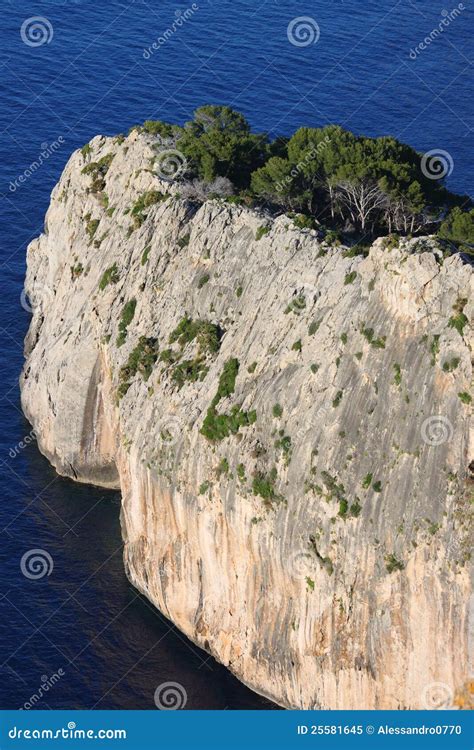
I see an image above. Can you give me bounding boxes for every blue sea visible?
[0,0,472,710]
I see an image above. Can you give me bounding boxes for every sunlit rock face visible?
[21,131,473,710]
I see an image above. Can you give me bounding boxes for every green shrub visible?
[385,554,404,573]
[217,457,229,477]
[449,312,468,336]
[237,463,246,482]
[247,362,257,373]
[372,480,382,493]
[350,501,362,518]
[393,363,402,386]
[255,225,270,241]
[430,334,440,365]
[343,245,370,258]
[159,349,176,364]
[201,403,256,441]
[340,332,348,345]
[86,218,100,243]
[130,190,168,228]
[99,263,120,291]
[292,214,315,230]
[81,143,91,158]
[116,299,137,347]
[361,326,374,343]
[274,433,292,461]
[272,403,283,418]
[448,298,468,336]
[321,471,346,503]
[236,285,243,298]
[292,339,302,352]
[361,325,386,349]
[171,358,208,389]
[177,233,190,248]
[442,357,460,372]
[158,318,223,390]
[332,390,343,408]
[198,274,210,289]
[225,194,247,206]
[362,472,373,489]
[383,233,400,250]
[141,245,151,265]
[82,153,114,192]
[344,271,357,285]
[213,357,239,403]
[252,468,278,505]
[120,336,159,384]
[169,317,222,356]
[308,319,322,336]
[324,229,341,246]
[458,391,472,404]
[71,263,84,279]
[117,381,132,400]
[140,119,175,137]
[99,193,109,209]
[338,498,348,517]
[200,359,257,441]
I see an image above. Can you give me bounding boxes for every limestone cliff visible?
[21,130,473,709]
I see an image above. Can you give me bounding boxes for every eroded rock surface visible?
[21,131,473,709]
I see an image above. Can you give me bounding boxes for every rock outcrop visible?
[21,130,473,709]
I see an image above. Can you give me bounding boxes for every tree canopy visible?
[137,106,473,247]
[439,207,474,248]
[177,105,268,189]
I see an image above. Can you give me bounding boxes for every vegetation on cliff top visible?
[131,105,472,251]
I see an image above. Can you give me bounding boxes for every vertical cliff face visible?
[21,131,473,709]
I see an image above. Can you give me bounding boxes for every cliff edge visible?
[21,130,473,709]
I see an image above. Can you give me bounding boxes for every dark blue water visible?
[0,0,472,710]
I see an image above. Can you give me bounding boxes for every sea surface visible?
[0,0,472,710]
